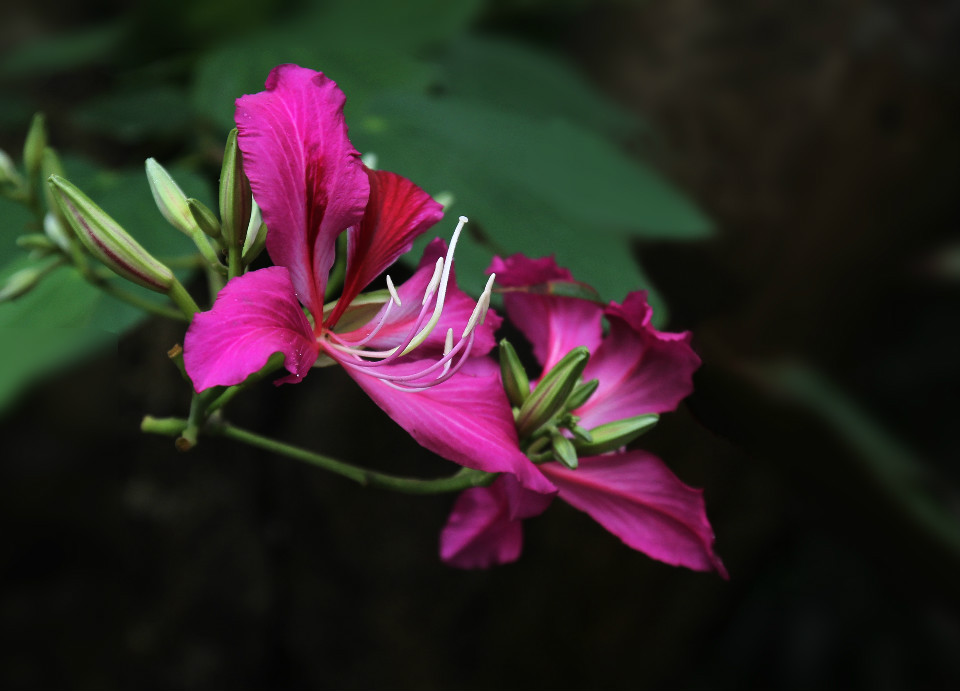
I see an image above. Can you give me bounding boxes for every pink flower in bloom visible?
[440,255,727,576]
[183,65,552,493]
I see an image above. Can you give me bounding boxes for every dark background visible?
[2,1,959,689]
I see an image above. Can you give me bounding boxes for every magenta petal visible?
[489,254,604,371]
[345,357,555,495]
[342,238,501,357]
[328,167,443,326]
[541,451,727,576]
[576,291,701,428]
[183,267,319,392]
[236,64,369,318]
[440,479,524,569]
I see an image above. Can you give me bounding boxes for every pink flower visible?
[440,254,726,576]
[183,65,552,493]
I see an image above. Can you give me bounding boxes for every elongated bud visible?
[16,233,57,253]
[241,198,267,264]
[550,430,579,470]
[146,158,199,236]
[499,339,530,408]
[23,113,47,180]
[48,175,174,292]
[0,263,50,302]
[564,378,599,413]
[219,128,252,248]
[40,147,67,224]
[187,198,221,239]
[516,346,590,437]
[0,149,24,188]
[574,414,660,456]
[43,212,72,251]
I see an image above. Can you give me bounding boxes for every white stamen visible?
[401,216,467,355]
[443,327,454,355]
[385,274,401,307]
[461,273,496,339]
[422,257,444,306]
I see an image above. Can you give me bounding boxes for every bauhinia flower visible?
[440,254,727,576]
[183,65,552,493]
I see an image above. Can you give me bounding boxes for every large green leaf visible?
[438,35,641,138]
[191,0,482,130]
[73,85,194,143]
[0,157,212,414]
[355,94,711,315]
[0,21,126,78]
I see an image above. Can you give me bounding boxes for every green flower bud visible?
[16,233,57,253]
[0,261,57,303]
[219,128,252,248]
[564,378,599,413]
[41,147,67,223]
[241,198,267,264]
[550,430,578,470]
[187,197,221,239]
[23,113,47,180]
[48,174,174,292]
[499,338,531,408]
[0,149,24,188]
[43,211,72,251]
[146,157,200,236]
[516,346,590,438]
[574,414,660,456]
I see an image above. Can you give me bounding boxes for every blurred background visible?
[1,0,959,688]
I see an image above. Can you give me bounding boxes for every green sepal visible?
[0,149,23,189]
[218,128,252,249]
[574,414,660,455]
[145,157,200,236]
[187,197,221,239]
[48,174,174,292]
[550,431,579,470]
[499,338,531,408]
[241,200,267,264]
[23,113,47,181]
[565,378,599,413]
[516,346,590,437]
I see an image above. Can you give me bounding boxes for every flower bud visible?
[187,198,221,239]
[0,149,23,188]
[0,263,49,302]
[241,198,267,264]
[48,174,174,292]
[16,233,57,253]
[516,346,590,438]
[219,128,252,248]
[550,430,579,470]
[564,378,599,413]
[145,158,199,236]
[23,113,47,180]
[574,414,660,456]
[43,211,72,251]
[499,338,530,408]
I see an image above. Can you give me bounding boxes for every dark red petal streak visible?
[327,167,443,327]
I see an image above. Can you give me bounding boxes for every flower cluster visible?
[182,64,724,574]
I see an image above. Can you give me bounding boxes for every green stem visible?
[140,416,497,494]
[227,245,243,280]
[167,278,201,317]
[97,280,187,321]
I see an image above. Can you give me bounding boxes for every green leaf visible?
[73,85,193,142]
[438,35,641,138]
[0,22,126,78]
